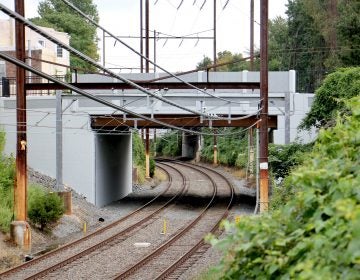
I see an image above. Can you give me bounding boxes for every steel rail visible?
[0,51,260,136]
[113,161,225,280]
[0,164,174,279]
[0,3,253,119]
[60,0,254,106]
[19,163,188,280]
[154,161,234,279]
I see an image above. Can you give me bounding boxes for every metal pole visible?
[102,30,106,68]
[140,0,143,73]
[56,90,63,191]
[213,130,218,165]
[213,0,217,71]
[259,0,269,212]
[14,0,27,222]
[250,0,254,71]
[145,128,150,178]
[145,0,150,73]
[153,30,156,73]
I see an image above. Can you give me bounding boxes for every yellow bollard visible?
[235,216,241,224]
[83,222,87,235]
[161,219,167,235]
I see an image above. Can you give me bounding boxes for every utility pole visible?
[140,0,143,73]
[213,0,217,71]
[11,0,31,248]
[145,0,150,73]
[259,0,269,212]
[250,0,254,71]
[145,128,150,178]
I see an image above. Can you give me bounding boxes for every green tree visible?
[337,0,360,66]
[31,0,99,71]
[196,55,212,70]
[299,67,360,129]
[268,17,290,71]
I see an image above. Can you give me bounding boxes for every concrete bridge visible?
[0,71,316,206]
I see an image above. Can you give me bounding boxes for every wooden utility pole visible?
[259,0,269,212]
[11,0,31,248]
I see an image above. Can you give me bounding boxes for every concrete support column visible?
[145,128,150,178]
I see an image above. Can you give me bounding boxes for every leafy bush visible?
[300,67,360,129]
[207,96,360,279]
[0,130,15,233]
[28,185,64,230]
[269,142,313,179]
[201,128,248,168]
[156,131,181,157]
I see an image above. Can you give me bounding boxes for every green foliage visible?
[196,51,249,71]
[0,130,15,233]
[156,131,181,157]
[337,1,360,66]
[208,96,360,279]
[201,128,248,168]
[31,0,99,71]
[132,131,146,182]
[28,185,64,230]
[269,142,313,179]
[300,67,360,129]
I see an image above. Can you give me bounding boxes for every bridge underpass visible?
[1,71,316,207]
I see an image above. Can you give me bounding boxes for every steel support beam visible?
[91,115,277,129]
[24,82,260,91]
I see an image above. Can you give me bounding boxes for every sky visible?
[1,0,288,72]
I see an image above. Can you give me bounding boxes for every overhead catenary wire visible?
[0,51,260,137]
[0,3,254,121]
[58,0,251,107]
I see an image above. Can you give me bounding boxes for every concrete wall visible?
[95,134,132,207]
[0,96,132,206]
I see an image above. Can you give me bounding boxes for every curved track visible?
[0,161,235,280]
[0,164,186,280]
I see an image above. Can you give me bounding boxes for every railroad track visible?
[113,161,234,280]
[0,164,187,280]
[0,161,235,279]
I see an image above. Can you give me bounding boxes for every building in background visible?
[0,18,70,94]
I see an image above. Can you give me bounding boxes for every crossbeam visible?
[91,114,277,129]
[25,82,260,91]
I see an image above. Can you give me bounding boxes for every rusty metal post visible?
[11,0,31,249]
[213,130,218,165]
[145,0,150,73]
[250,0,254,71]
[259,0,269,212]
[145,128,150,178]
